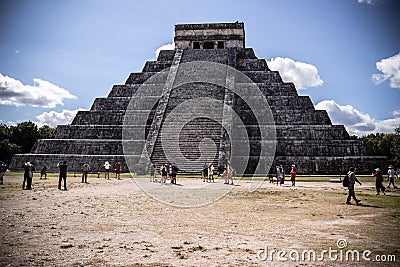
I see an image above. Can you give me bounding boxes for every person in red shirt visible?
[372,168,385,195]
[115,162,121,180]
[290,164,297,187]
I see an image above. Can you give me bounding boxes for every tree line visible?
[0,121,399,168]
[0,121,54,165]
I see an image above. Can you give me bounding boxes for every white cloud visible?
[372,52,400,88]
[0,73,77,108]
[155,43,175,58]
[35,108,85,127]
[315,100,400,136]
[266,57,323,89]
[357,0,381,5]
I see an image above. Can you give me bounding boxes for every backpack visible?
[342,174,350,187]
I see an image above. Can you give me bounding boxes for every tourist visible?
[57,160,68,190]
[104,161,111,179]
[22,161,34,190]
[387,165,397,189]
[168,163,173,182]
[171,163,178,184]
[115,162,121,180]
[228,165,235,185]
[82,162,90,183]
[372,168,385,195]
[346,167,361,205]
[0,161,6,185]
[40,165,48,179]
[208,163,215,182]
[290,164,297,187]
[161,164,168,184]
[276,165,283,186]
[223,164,228,184]
[202,163,208,182]
[150,163,156,182]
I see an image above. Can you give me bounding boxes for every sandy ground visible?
[0,174,399,267]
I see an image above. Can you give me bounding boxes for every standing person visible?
[161,164,168,185]
[290,164,297,187]
[0,161,6,185]
[208,163,214,183]
[202,163,208,182]
[22,162,34,190]
[387,165,398,189]
[346,167,362,205]
[276,165,282,186]
[150,163,156,182]
[82,162,90,183]
[168,163,173,182]
[171,163,178,184]
[372,168,386,195]
[228,164,235,185]
[114,162,121,180]
[280,165,285,185]
[22,162,30,189]
[104,161,111,179]
[40,165,48,179]
[57,161,68,190]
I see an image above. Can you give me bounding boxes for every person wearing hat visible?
[346,167,362,205]
[290,164,297,187]
[372,168,385,195]
[387,165,398,189]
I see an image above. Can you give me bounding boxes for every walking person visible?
[387,165,398,189]
[290,164,297,187]
[82,162,90,183]
[115,162,121,180]
[372,168,386,195]
[57,161,68,190]
[0,161,6,185]
[346,167,362,205]
[104,161,111,179]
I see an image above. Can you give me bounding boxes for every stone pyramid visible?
[10,22,385,175]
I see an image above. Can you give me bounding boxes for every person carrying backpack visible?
[346,167,362,205]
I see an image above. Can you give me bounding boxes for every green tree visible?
[39,125,55,139]
[9,121,39,153]
[362,125,400,167]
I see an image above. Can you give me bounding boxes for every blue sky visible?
[0,0,399,136]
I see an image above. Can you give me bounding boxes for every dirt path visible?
[0,174,399,266]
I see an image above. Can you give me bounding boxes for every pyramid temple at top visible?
[10,22,385,174]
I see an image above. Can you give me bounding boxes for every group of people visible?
[346,165,398,205]
[202,163,235,185]
[150,163,178,184]
[202,163,215,183]
[18,160,123,191]
[270,164,297,188]
[102,161,122,180]
[371,165,398,196]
